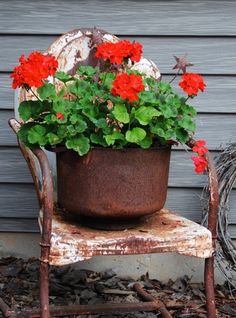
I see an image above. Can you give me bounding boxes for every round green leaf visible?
[112,104,130,124]
[125,128,146,143]
[66,135,90,156]
[135,106,160,125]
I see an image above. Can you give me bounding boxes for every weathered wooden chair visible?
[3,29,219,318]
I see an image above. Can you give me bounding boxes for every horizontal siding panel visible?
[166,188,236,224]
[0,184,38,218]
[0,74,13,109]
[0,110,16,145]
[0,218,39,232]
[3,75,236,113]
[228,226,236,239]
[0,147,33,183]
[0,1,236,35]
[1,110,235,149]
[2,36,236,74]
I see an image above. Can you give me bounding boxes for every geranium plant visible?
[11,40,208,173]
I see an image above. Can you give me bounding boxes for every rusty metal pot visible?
[56,146,171,228]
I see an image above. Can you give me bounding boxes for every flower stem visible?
[169,69,180,84]
[29,88,41,101]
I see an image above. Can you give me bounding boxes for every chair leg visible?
[40,259,50,318]
[204,257,216,318]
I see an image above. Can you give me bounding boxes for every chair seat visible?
[39,209,213,266]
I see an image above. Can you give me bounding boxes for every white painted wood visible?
[40,209,213,265]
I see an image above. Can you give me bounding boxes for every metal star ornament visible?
[172,54,194,73]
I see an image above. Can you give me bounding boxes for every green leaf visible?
[100,72,116,89]
[137,135,153,149]
[159,104,175,118]
[135,106,160,125]
[175,128,189,143]
[104,132,124,146]
[19,100,48,121]
[37,83,57,99]
[138,91,157,104]
[95,118,111,134]
[112,104,130,124]
[53,99,70,113]
[47,132,61,145]
[158,81,172,93]
[55,71,73,82]
[90,133,107,147]
[18,101,33,121]
[68,80,91,97]
[17,123,35,145]
[69,114,87,132]
[67,120,87,134]
[150,122,174,140]
[66,135,90,156]
[44,114,57,124]
[57,125,67,139]
[27,125,47,145]
[76,66,98,76]
[178,116,196,132]
[125,128,146,143]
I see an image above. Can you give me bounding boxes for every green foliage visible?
[17,65,199,155]
[66,135,90,156]
[125,128,146,144]
[37,83,56,99]
[104,132,124,146]
[112,104,130,124]
[134,106,160,125]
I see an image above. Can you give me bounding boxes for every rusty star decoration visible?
[172,54,194,73]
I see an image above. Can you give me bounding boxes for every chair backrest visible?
[14,28,161,199]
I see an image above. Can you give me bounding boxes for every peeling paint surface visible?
[38,209,213,266]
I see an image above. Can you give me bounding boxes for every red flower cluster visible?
[95,40,142,64]
[191,139,208,173]
[179,73,206,96]
[192,139,208,156]
[111,73,144,102]
[11,51,58,89]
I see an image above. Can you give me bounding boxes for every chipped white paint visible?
[103,33,119,42]
[131,58,161,80]
[38,209,213,266]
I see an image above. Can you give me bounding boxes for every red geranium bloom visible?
[111,73,144,102]
[191,155,208,173]
[130,42,143,62]
[95,40,142,65]
[11,51,58,89]
[179,73,206,96]
[56,112,64,120]
[192,139,208,156]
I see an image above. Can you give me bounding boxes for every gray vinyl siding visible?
[0,0,235,235]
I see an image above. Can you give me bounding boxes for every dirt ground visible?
[0,257,235,317]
